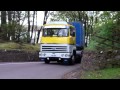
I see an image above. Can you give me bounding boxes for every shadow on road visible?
[39,61,79,66]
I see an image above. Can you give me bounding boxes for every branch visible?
[94,35,120,44]
[99,41,120,49]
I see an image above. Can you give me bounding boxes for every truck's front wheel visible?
[45,59,50,64]
[69,55,75,65]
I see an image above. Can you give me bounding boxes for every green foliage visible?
[91,11,120,50]
[0,11,120,49]
[98,20,114,36]
[81,68,120,79]
[0,42,39,52]
[0,11,34,43]
[50,11,88,22]
[85,40,98,51]
[0,22,28,42]
[0,42,20,49]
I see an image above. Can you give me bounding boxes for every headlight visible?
[39,53,46,56]
[43,53,46,56]
[61,54,64,57]
[65,54,69,57]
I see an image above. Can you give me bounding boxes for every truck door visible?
[70,26,75,45]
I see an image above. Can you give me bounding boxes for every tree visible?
[43,11,48,24]
[27,11,31,43]
[1,11,7,40]
[90,11,120,50]
[1,11,6,25]
[31,11,35,40]
[37,11,49,43]
[7,11,12,40]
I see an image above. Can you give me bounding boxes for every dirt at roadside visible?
[62,66,85,79]
[62,50,120,79]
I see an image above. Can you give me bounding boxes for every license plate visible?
[51,54,56,57]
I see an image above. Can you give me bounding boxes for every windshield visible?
[42,28,69,37]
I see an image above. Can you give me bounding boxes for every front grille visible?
[41,45,67,52]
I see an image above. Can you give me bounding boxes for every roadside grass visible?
[0,42,40,52]
[81,68,120,79]
[84,40,98,51]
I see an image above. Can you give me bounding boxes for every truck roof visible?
[46,21,68,25]
[43,24,71,28]
[43,21,73,28]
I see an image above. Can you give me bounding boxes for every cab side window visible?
[70,26,75,37]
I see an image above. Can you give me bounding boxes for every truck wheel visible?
[57,60,62,64]
[77,56,82,63]
[45,60,50,64]
[69,55,75,65]
[75,56,82,63]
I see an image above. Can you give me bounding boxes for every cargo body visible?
[69,22,85,61]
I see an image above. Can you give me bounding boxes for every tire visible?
[44,60,50,64]
[75,50,83,64]
[57,60,62,64]
[75,56,82,63]
[77,56,82,63]
[69,55,75,65]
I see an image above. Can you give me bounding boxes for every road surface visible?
[0,62,81,79]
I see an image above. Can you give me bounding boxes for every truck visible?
[39,21,85,65]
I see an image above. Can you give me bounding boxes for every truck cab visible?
[39,21,84,65]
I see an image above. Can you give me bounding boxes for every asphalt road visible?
[0,61,81,79]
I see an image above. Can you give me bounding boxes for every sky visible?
[0,11,47,27]
[23,11,51,27]
[0,11,97,27]
[23,11,44,27]
[35,11,44,26]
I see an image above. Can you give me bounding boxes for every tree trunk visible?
[84,19,87,47]
[16,11,21,42]
[8,11,12,23]
[1,11,6,25]
[12,11,16,21]
[34,11,37,44]
[37,11,48,43]
[7,11,12,40]
[1,11,7,40]
[12,11,16,40]
[82,12,87,47]
[31,11,35,41]
[27,11,31,43]
[86,14,89,47]
[43,11,48,24]
[17,11,21,24]
[78,11,82,22]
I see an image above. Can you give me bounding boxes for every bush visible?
[81,50,120,71]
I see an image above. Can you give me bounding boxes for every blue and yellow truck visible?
[39,21,85,65]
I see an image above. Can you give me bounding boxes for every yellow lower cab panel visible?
[41,37,75,45]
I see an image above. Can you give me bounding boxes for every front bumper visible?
[39,52,71,59]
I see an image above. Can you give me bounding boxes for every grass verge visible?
[81,68,120,79]
[0,42,40,52]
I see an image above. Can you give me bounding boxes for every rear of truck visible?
[69,22,85,63]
